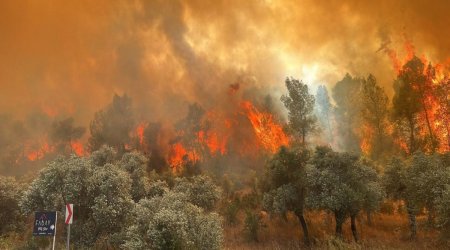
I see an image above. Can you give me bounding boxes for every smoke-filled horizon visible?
[1,0,449,125]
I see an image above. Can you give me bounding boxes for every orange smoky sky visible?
[1,0,449,124]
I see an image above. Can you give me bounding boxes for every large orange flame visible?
[240,101,289,153]
[387,43,450,153]
[70,141,85,156]
[168,142,197,171]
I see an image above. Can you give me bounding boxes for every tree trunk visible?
[366,210,372,226]
[295,211,310,246]
[406,202,417,239]
[335,211,345,238]
[351,214,359,242]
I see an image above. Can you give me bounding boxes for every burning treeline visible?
[0,42,448,177]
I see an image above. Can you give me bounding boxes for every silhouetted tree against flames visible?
[50,117,85,155]
[434,78,450,151]
[262,146,310,245]
[281,78,317,146]
[332,74,363,153]
[360,75,391,160]
[88,94,135,155]
[175,103,209,162]
[392,57,438,154]
[143,122,168,172]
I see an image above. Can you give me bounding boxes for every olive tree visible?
[281,78,317,146]
[384,152,450,239]
[173,175,222,211]
[20,150,134,247]
[120,152,149,202]
[307,146,383,241]
[262,146,310,245]
[437,185,450,239]
[122,178,223,250]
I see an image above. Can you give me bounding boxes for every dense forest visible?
[1,52,449,249]
[1,0,450,249]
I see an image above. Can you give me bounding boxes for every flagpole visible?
[66,223,70,250]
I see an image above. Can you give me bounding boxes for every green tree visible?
[281,78,317,146]
[120,152,149,202]
[173,175,222,211]
[307,146,383,241]
[88,94,135,154]
[262,146,310,245]
[87,163,133,247]
[122,183,223,250]
[20,150,134,247]
[437,184,450,239]
[332,74,363,153]
[360,75,390,159]
[384,152,450,239]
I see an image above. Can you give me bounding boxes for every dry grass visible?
[223,210,448,250]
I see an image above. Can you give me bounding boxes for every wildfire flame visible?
[26,141,54,161]
[70,141,85,156]
[384,43,450,154]
[240,101,289,153]
[168,142,197,171]
[360,125,374,155]
[136,122,146,146]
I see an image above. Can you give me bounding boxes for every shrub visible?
[244,210,261,242]
[224,201,240,225]
[123,189,223,250]
[173,175,222,211]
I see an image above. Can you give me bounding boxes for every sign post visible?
[33,211,57,249]
[65,204,73,250]
[52,212,57,250]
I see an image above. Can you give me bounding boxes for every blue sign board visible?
[33,211,57,236]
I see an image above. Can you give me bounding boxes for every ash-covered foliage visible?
[19,146,223,248]
[173,175,222,211]
[120,151,149,202]
[307,146,384,240]
[122,190,223,250]
[384,152,450,238]
[20,148,134,247]
[261,146,310,244]
[307,146,383,214]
